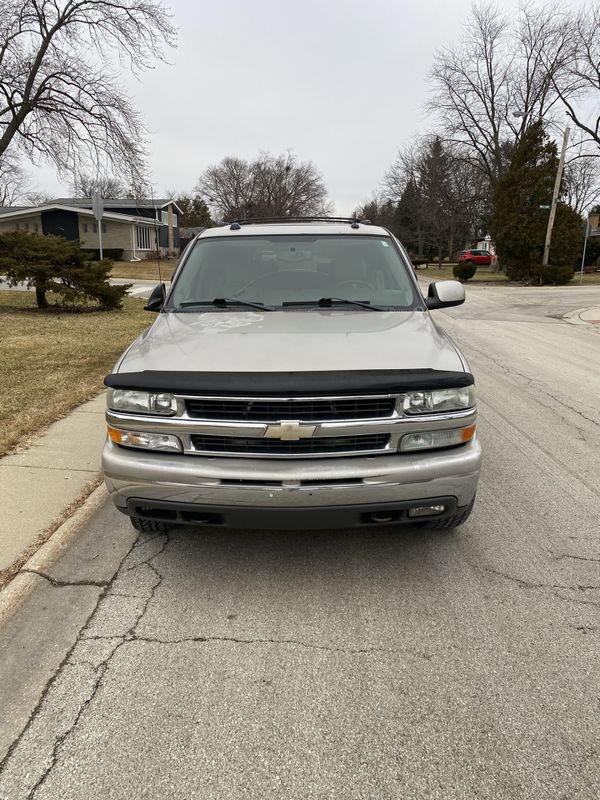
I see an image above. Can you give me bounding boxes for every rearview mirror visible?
[425,280,465,310]
[144,283,166,312]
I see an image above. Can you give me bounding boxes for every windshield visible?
[166,235,421,311]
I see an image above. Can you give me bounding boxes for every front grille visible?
[190,433,390,455]
[186,397,395,421]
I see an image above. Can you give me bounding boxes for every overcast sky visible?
[29,0,579,213]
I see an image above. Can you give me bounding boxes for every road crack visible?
[460,339,600,428]
[20,569,109,589]
[480,565,600,593]
[129,634,394,656]
[548,553,600,564]
[0,534,171,798]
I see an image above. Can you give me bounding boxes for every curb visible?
[562,307,600,328]
[0,482,108,626]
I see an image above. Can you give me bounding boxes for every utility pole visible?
[542,127,570,267]
[579,218,590,285]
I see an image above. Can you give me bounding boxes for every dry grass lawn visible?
[0,290,150,456]
[110,258,177,281]
[416,265,600,285]
[417,265,508,283]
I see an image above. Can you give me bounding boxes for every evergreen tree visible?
[394,178,423,258]
[176,194,213,228]
[0,231,129,309]
[353,197,399,236]
[490,120,581,284]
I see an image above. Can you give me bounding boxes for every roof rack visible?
[228,216,371,230]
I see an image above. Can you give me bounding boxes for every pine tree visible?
[490,120,581,284]
[0,232,129,309]
[176,194,213,228]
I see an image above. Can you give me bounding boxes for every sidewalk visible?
[0,393,106,578]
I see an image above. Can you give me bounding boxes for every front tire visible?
[420,496,476,529]
[129,516,172,534]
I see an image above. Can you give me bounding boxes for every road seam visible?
[0,479,106,619]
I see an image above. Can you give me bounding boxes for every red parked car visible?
[458,249,492,266]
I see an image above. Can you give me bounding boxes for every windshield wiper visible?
[282,297,385,311]
[178,298,274,311]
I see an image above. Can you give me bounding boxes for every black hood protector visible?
[105,369,474,396]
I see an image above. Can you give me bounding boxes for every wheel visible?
[129,516,172,533]
[420,496,476,529]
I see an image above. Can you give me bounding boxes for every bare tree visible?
[429,3,573,184]
[0,152,29,204]
[71,174,127,198]
[0,1,176,184]
[196,152,331,222]
[22,190,53,205]
[548,6,600,149]
[383,138,489,260]
[563,146,600,215]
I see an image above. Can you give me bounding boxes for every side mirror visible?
[144,283,166,312]
[425,280,465,310]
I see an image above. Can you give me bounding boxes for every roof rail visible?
[228,216,372,227]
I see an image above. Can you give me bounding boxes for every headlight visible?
[399,424,476,452]
[107,426,182,452]
[107,389,177,416]
[402,386,475,415]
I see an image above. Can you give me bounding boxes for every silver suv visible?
[103,218,481,532]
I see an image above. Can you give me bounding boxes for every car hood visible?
[117,310,464,375]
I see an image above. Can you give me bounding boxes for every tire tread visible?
[421,496,475,529]
[129,516,172,533]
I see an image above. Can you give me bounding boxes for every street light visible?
[511,111,570,267]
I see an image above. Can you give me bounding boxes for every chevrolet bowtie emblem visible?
[264,421,317,441]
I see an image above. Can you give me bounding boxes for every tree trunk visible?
[35,285,48,308]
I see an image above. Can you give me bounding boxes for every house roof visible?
[0,204,161,225]
[51,197,183,213]
[0,206,29,214]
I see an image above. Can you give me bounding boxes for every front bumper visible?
[102,437,481,527]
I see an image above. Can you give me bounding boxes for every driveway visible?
[1,285,599,799]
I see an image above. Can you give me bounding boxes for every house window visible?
[136,225,153,250]
[172,213,177,228]
[15,223,20,230]
[161,210,168,224]
[33,223,39,232]
[93,223,97,233]
[102,222,107,234]
[83,223,88,233]
[24,223,29,231]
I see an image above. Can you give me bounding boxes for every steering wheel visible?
[337,279,376,291]
[236,269,331,295]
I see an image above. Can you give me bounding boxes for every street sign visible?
[91,191,104,259]
[539,204,550,209]
[91,191,104,221]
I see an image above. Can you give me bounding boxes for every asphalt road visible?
[1,285,599,799]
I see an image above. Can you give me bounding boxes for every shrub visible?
[453,262,477,281]
[0,231,130,310]
[82,248,124,261]
[506,262,574,285]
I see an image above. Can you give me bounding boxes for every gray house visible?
[0,197,182,260]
